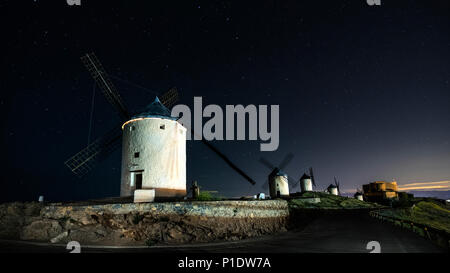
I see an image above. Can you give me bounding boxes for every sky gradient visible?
[1,1,449,202]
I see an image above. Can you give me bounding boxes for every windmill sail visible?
[159,87,179,109]
[334,176,341,195]
[259,154,295,191]
[262,179,269,190]
[81,53,130,121]
[192,128,256,185]
[279,153,294,170]
[259,158,276,170]
[65,53,132,178]
[64,125,123,177]
[309,167,316,187]
[69,54,257,188]
[289,177,300,190]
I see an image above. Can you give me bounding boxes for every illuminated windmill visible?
[65,53,256,201]
[291,167,317,193]
[327,177,341,196]
[354,187,364,201]
[259,153,294,198]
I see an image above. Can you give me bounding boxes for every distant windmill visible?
[354,187,364,201]
[327,177,340,196]
[65,53,256,201]
[289,167,317,193]
[259,153,294,198]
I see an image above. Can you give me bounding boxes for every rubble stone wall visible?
[0,200,289,246]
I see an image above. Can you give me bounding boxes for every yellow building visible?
[362,181,398,203]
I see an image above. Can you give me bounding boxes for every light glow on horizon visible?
[398,180,450,191]
[346,180,450,193]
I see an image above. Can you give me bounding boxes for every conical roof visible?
[269,168,287,178]
[276,170,288,177]
[300,173,311,180]
[132,97,177,120]
[328,184,337,189]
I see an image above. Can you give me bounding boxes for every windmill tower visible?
[64,53,257,202]
[298,167,316,193]
[259,154,293,198]
[327,177,340,196]
[120,97,186,199]
[354,188,364,201]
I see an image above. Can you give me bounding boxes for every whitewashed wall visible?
[269,175,289,198]
[300,178,313,192]
[120,118,186,197]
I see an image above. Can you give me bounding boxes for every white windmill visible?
[259,153,294,198]
[65,53,257,202]
[354,188,364,201]
[326,177,341,196]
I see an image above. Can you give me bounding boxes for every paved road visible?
[0,212,444,253]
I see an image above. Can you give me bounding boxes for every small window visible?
[160,124,165,130]
[134,152,140,158]
[129,126,135,132]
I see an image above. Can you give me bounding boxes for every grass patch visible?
[195,191,222,201]
[378,200,450,233]
[288,192,383,210]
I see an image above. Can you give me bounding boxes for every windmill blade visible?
[81,53,130,121]
[261,178,269,190]
[200,138,256,185]
[279,153,294,170]
[334,177,341,194]
[289,177,299,191]
[162,88,255,186]
[309,167,316,187]
[289,178,299,188]
[64,125,122,178]
[159,87,179,109]
[190,128,256,185]
[259,157,276,170]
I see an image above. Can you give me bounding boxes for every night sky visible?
[1,0,449,202]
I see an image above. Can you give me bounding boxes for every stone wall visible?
[0,200,289,246]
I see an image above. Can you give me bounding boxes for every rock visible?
[68,228,104,243]
[79,215,97,225]
[2,201,289,246]
[168,228,183,241]
[24,203,43,216]
[6,203,24,217]
[95,229,107,237]
[21,220,63,241]
[50,231,69,243]
[0,215,24,239]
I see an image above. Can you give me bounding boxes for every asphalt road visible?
[0,212,444,253]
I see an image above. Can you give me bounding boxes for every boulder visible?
[50,231,69,243]
[21,219,63,241]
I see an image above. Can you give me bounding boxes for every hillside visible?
[288,192,384,210]
[377,200,450,233]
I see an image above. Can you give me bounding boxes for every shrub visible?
[196,191,221,201]
[132,214,145,225]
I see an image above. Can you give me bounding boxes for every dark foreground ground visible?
[0,212,444,253]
